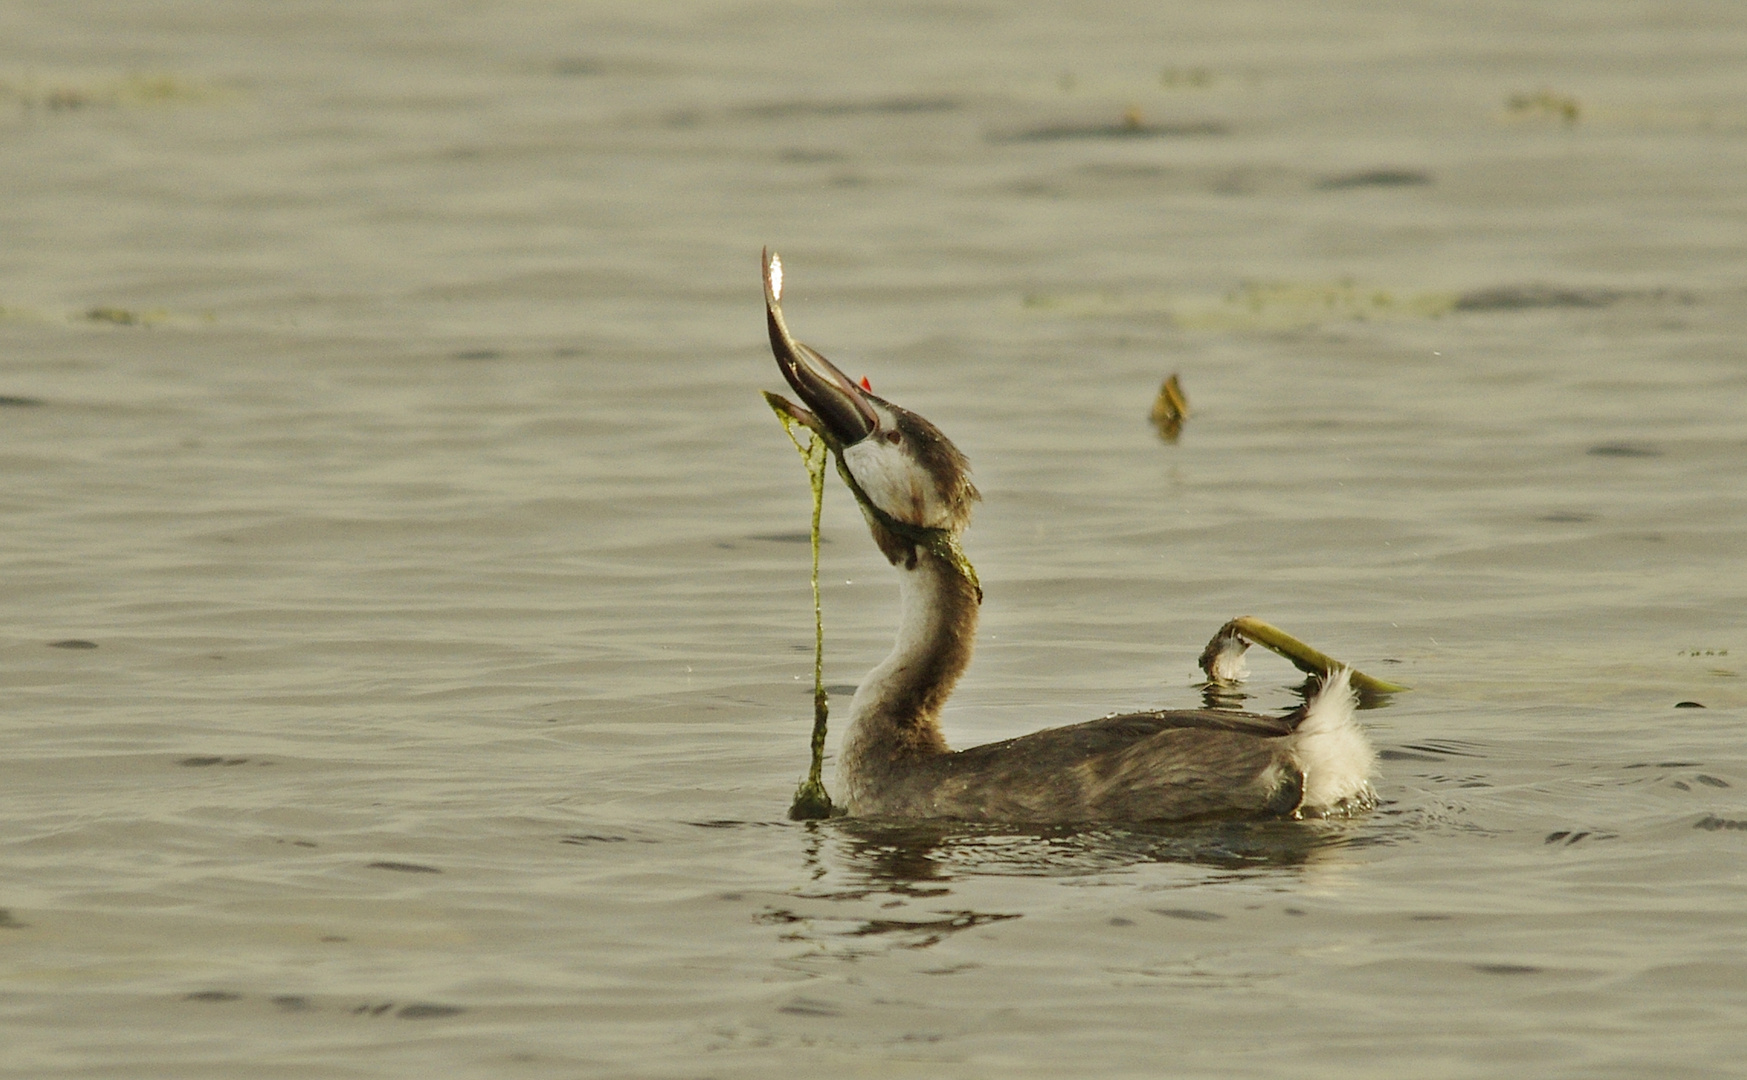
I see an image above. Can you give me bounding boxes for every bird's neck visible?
[842,546,979,770]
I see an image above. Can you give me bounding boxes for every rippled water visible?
[3,2,1745,1076]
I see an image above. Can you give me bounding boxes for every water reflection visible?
[1199,675,1399,712]
[1199,680,1256,711]
[759,817,1364,956]
[756,901,1019,951]
[818,815,1344,888]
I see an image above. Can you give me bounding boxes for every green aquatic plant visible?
[770,403,834,820]
[1506,89,1581,125]
[1195,280,1458,328]
[0,72,233,111]
[85,307,157,326]
[1023,279,1459,329]
[79,306,214,328]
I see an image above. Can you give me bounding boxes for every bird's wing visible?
[941,707,1296,771]
[1059,707,1299,744]
[909,708,1303,822]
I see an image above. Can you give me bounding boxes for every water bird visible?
[761,249,1376,823]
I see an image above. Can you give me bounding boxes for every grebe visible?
[761,249,1376,823]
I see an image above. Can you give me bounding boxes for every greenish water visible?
[2,2,1745,1077]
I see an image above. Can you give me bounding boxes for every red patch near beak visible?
[859,376,872,391]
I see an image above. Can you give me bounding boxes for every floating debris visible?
[1027,279,1692,329]
[84,306,171,327]
[397,1003,466,1020]
[1023,279,1458,327]
[1314,168,1433,190]
[1190,280,1457,328]
[87,307,141,325]
[0,73,232,111]
[1159,67,1215,88]
[1000,107,1226,142]
[48,639,98,649]
[1454,285,1618,311]
[1506,89,1581,125]
[1149,373,1189,443]
[738,96,958,120]
[1586,443,1661,458]
[10,303,205,328]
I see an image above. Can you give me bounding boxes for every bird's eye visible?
[883,430,902,445]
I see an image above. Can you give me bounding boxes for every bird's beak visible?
[764,248,877,447]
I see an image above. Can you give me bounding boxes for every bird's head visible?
[762,249,978,564]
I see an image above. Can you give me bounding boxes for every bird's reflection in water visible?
[1200,680,1254,711]
[760,815,1361,956]
[825,815,1339,887]
[1202,674,1398,713]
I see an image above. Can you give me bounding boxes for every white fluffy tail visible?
[1291,668,1377,813]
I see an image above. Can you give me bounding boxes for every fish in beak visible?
[764,248,877,447]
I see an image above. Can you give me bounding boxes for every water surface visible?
[2,2,1745,1076]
